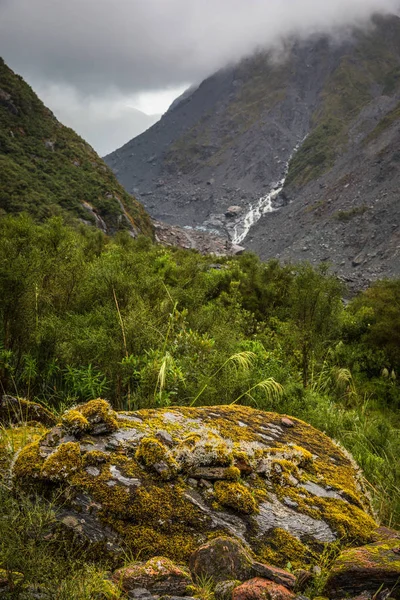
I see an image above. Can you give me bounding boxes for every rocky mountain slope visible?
[105,14,400,285]
[0,58,152,237]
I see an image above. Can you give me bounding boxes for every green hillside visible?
[0,58,152,236]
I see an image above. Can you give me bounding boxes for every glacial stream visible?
[231,146,299,245]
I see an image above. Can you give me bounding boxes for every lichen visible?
[214,481,257,514]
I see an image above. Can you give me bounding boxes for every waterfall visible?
[231,144,300,245]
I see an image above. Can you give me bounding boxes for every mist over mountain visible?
[106,13,400,287]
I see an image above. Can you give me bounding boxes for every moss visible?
[317,498,376,544]
[225,466,241,481]
[135,437,179,479]
[256,528,311,570]
[80,399,118,433]
[61,409,90,437]
[41,442,82,482]
[82,450,109,467]
[13,441,44,479]
[214,481,257,514]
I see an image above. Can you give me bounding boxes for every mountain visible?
[105,14,400,285]
[0,58,152,237]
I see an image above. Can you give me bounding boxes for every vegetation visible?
[0,58,152,236]
[0,213,399,533]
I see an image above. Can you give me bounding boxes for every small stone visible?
[189,537,253,583]
[251,563,296,589]
[281,418,295,428]
[127,588,154,600]
[192,467,235,481]
[156,430,174,446]
[113,557,192,596]
[232,578,295,600]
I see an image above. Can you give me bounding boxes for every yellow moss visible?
[214,481,257,514]
[135,437,179,479]
[41,442,82,482]
[110,524,198,563]
[61,409,90,436]
[82,450,109,467]
[257,528,311,569]
[181,433,203,448]
[12,441,44,479]
[317,498,376,544]
[225,466,241,481]
[80,399,118,433]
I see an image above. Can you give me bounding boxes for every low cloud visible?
[1,0,399,153]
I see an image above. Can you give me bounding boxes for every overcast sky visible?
[1,0,400,155]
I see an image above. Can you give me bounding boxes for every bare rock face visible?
[12,400,377,569]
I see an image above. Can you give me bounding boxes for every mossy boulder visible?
[113,557,192,595]
[12,402,378,568]
[325,538,400,598]
[0,395,56,427]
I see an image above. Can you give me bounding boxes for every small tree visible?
[288,264,343,387]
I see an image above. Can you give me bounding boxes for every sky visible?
[1,0,400,156]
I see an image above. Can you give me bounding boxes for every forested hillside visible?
[0,58,152,236]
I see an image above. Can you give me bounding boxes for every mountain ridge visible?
[105,13,400,285]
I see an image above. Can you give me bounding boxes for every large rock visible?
[189,537,253,582]
[0,395,56,427]
[325,539,400,598]
[189,537,296,589]
[12,401,377,567]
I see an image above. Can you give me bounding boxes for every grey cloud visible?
[1,0,400,96]
[33,84,161,156]
[1,0,399,155]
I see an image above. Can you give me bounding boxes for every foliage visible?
[0,214,399,528]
